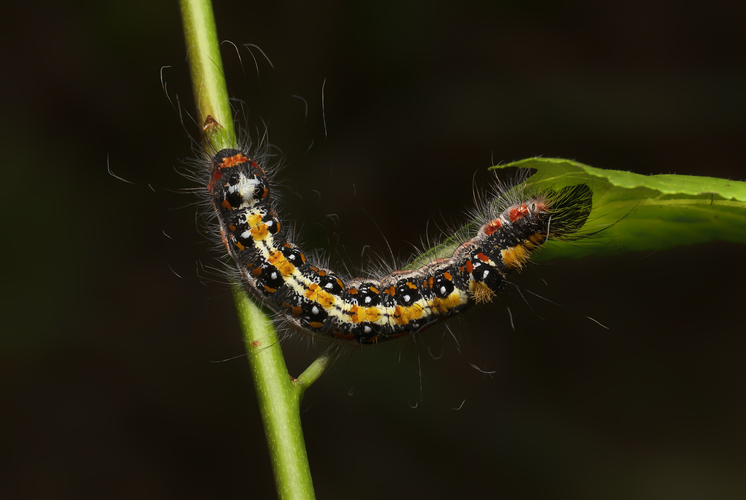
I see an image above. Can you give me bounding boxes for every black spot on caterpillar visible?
[206,148,593,345]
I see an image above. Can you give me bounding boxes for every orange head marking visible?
[220,154,249,169]
[509,203,529,222]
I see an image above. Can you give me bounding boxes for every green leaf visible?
[492,158,746,260]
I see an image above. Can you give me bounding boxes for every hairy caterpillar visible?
[207,148,592,345]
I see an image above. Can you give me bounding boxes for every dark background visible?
[2,0,745,498]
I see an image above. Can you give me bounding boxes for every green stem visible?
[298,344,342,390]
[179,0,234,149]
[178,1,332,498]
[233,289,316,499]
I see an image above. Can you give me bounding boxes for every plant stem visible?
[178,0,234,149]
[233,289,316,499]
[178,1,331,497]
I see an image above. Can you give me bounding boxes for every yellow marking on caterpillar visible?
[251,224,269,240]
[305,283,337,308]
[268,251,295,277]
[363,307,382,323]
[501,244,531,269]
[385,302,427,328]
[430,293,466,315]
[247,213,263,228]
[529,233,545,245]
[349,305,382,323]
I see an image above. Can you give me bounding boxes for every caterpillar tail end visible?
[546,184,593,239]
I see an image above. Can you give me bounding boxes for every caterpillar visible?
[207,148,593,346]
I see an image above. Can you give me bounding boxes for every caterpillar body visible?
[208,148,592,346]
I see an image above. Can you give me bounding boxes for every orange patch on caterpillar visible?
[219,154,250,169]
[392,306,407,325]
[304,283,336,308]
[501,244,531,269]
[348,304,360,323]
[402,304,426,322]
[362,307,382,323]
[528,233,545,246]
[464,260,474,274]
[251,224,269,240]
[247,213,263,228]
[234,240,245,251]
[349,305,382,324]
[268,251,295,277]
[221,199,232,210]
[431,293,465,315]
[509,203,529,222]
[484,218,503,235]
